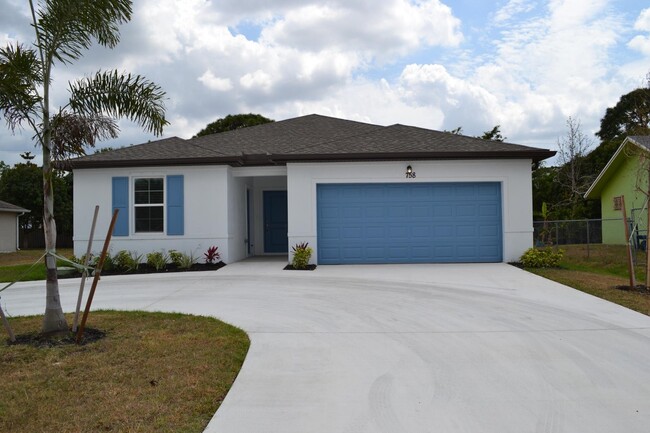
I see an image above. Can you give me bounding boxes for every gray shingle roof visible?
[69,114,555,168]
[0,200,29,213]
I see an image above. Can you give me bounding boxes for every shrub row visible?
[72,246,221,274]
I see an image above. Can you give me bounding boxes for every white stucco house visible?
[70,114,555,265]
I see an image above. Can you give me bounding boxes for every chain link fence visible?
[532,218,647,250]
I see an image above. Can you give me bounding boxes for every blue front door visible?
[264,191,288,253]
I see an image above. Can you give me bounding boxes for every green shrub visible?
[101,253,114,272]
[520,247,564,268]
[147,251,168,271]
[168,250,184,267]
[176,251,196,269]
[291,242,313,270]
[114,250,142,273]
[72,252,114,272]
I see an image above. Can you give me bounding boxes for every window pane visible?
[135,178,149,191]
[135,206,164,233]
[150,191,164,204]
[150,178,164,191]
[134,191,148,204]
[134,177,164,205]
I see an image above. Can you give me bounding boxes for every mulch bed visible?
[615,284,650,294]
[59,261,226,279]
[9,327,106,348]
[283,264,317,271]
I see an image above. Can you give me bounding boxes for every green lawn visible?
[0,249,74,283]
[1,311,250,433]
[529,244,650,316]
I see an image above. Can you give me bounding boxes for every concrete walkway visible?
[4,259,650,432]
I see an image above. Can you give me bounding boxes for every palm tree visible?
[0,0,168,333]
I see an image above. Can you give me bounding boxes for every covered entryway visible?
[317,182,502,264]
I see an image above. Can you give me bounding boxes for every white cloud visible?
[634,8,650,31]
[240,69,273,91]
[260,0,462,59]
[198,71,233,91]
[390,0,634,147]
[628,35,650,56]
[629,8,650,56]
[1,0,649,166]
[494,0,534,23]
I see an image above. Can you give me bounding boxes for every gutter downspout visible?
[16,212,26,251]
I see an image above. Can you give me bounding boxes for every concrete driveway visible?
[4,258,650,432]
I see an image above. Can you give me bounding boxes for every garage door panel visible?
[411,225,430,237]
[342,206,363,218]
[388,206,408,217]
[320,227,340,240]
[433,206,453,217]
[317,183,502,264]
[456,204,477,217]
[388,226,409,239]
[341,227,362,239]
[457,245,478,258]
[479,203,499,216]
[411,205,431,217]
[412,246,432,258]
[342,247,363,259]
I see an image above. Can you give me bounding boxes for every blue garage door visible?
[317,183,502,264]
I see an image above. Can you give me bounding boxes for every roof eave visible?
[584,137,648,199]
[0,208,30,213]
[68,149,556,169]
[68,156,245,169]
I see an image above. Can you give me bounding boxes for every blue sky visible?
[1,0,649,166]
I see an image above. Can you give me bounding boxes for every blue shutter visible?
[112,177,129,236]
[167,175,184,235]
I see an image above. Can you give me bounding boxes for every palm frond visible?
[0,44,43,131]
[50,109,119,163]
[34,0,132,65]
[68,70,168,136]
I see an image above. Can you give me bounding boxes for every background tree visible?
[194,113,273,137]
[480,125,506,141]
[554,117,594,218]
[0,162,73,239]
[0,162,43,233]
[444,126,463,135]
[596,87,650,143]
[0,0,168,334]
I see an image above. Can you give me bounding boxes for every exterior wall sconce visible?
[405,165,416,179]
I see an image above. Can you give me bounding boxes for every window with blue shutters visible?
[112,175,184,236]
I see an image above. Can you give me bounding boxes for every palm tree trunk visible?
[41,129,68,334]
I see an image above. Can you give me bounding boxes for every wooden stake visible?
[621,196,637,289]
[72,205,99,332]
[646,168,650,290]
[76,209,119,343]
[0,301,15,342]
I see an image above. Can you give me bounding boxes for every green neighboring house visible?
[585,136,650,245]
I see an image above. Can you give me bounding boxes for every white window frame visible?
[133,176,165,234]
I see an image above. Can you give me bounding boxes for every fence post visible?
[586,219,590,259]
[555,222,559,247]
